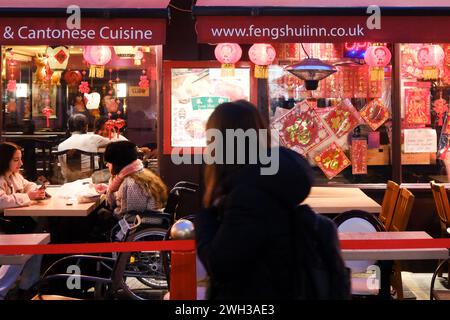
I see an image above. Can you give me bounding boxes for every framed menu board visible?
[163,61,256,154]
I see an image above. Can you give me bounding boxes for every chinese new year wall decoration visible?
[46,46,70,86]
[360,98,390,130]
[271,101,330,155]
[433,92,448,126]
[405,88,431,125]
[83,46,112,78]
[315,142,351,179]
[351,139,368,175]
[323,99,361,138]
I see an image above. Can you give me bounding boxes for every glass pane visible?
[1,45,162,182]
[400,43,449,183]
[269,43,392,184]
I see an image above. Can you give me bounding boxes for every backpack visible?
[289,204,351,300]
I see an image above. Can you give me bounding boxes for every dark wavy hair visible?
[0,142,21,176]
[104,141,139,175]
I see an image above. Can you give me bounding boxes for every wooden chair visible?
[388,187,415,300]
[379,180,400,230]
[429,181,450,277]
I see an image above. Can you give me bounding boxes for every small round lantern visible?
[214,43,242,77]
[364,45,391,81]
[83,46,112,78]
[64,70,82,87]
[248,44,276,79]
[417,44,444,80]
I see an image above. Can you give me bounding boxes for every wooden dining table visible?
[0,233,50,264]
[4,186,102,217]
[339,231,449,299]
[303,187,381,214]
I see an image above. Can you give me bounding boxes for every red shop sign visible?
[196,16,450,43]
[0,17,166,45]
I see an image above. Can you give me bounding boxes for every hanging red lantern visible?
[83,46,112,78]
[248,44,276,79]
[214,43,242,77]
[364,45,391,81]
[417,44,444,80]
[64,70,82,87]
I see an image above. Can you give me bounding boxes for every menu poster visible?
[404,128,437,153]
[351,139,368,175]
[171,68,250,148]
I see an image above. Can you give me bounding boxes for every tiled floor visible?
[401,272,449,300]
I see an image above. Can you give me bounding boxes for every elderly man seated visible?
[58,114,111,182]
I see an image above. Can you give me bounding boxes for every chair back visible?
[430,181,450,233]
[389,188,415,232]
[379,180,400,230]
[52,149,104,182]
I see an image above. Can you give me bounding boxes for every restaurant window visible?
[1,45,162,180]
[269,43,393,184]
[400,43,450,183]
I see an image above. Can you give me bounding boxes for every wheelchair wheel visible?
[121,227,168,300]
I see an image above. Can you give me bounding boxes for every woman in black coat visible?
[195,100,315,300]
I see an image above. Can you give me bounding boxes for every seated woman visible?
[102,141,168,219]
[0,142,46,300]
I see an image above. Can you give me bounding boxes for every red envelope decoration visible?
[351,139,368,175]
[360,99,390,131]
[314,143,351,179]
[405,88,431,125]
[323,100,361,138]
[271,101,331,155]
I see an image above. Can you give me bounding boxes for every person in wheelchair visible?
[95,141,168,234]
[0,142,46,300]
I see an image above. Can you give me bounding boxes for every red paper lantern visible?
[364,45,391,81]
[64,70,82,86]
[83,46,112,66]
[364,45,391,67]
[215,43,242,64]
[248,44,276,78]
[417,44,444,80]
[215,43,242,77]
